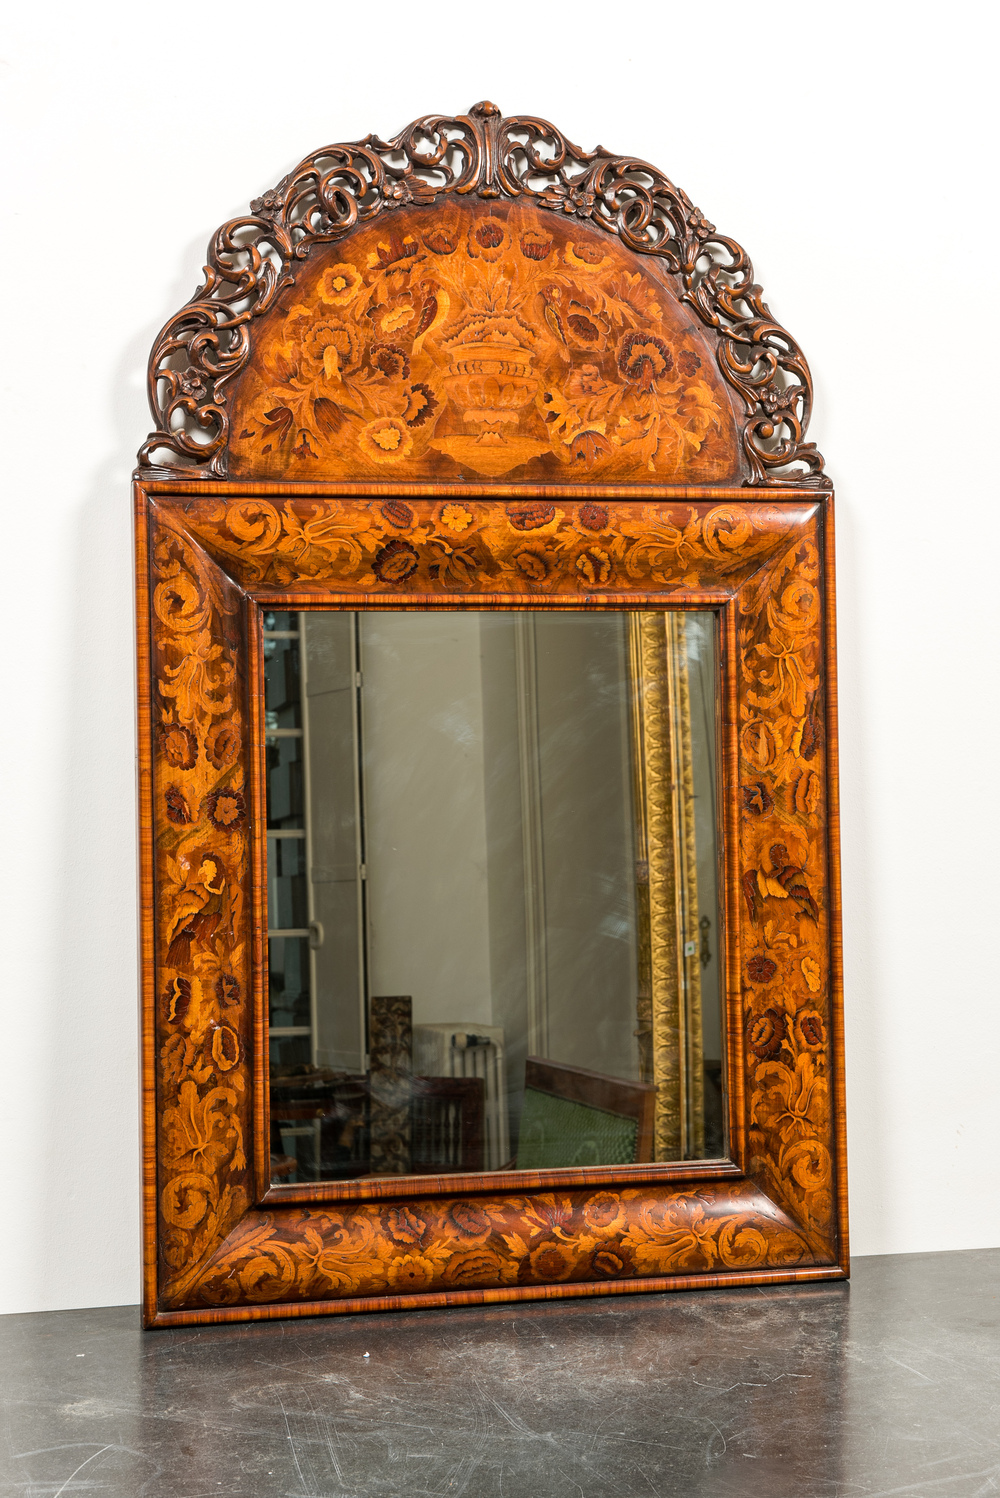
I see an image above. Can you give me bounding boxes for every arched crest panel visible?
[140,102,827,489]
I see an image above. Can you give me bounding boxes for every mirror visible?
[264,608,724,1185]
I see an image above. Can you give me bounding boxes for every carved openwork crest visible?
[140,102,827,488]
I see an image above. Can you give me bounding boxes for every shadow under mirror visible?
[263,609,724,1187]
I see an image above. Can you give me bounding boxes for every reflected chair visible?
[516,1057,656,1169]
[410,1075,485,1174]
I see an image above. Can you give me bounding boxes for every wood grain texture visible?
[136,483,845,1324]
[134,489,159,1319]
[148,1259,847,1328]
[139,102,826,489]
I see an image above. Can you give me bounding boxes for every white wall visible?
[2,0,996,1312]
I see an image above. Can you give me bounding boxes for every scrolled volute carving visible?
[141,101,826,486]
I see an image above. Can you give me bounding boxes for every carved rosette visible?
[140,102,826,488]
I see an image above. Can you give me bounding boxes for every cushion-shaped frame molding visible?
[136,479,846,1327]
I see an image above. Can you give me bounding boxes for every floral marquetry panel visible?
[736,532,836,1252]
[145,513,254,1306]
[172,494,810,597]
[175,1181,823,1314]
[225,203,744,485]
[137,483,846,1325]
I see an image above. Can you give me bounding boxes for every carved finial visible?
[467,102,503,197]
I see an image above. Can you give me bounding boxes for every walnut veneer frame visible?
[135,103,845,1327]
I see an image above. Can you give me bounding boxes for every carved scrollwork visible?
[140,102,827,486]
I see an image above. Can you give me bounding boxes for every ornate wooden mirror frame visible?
[135,102,846,1326]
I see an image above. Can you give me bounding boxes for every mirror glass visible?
[264,608,724,1184]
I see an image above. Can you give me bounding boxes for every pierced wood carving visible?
[139,489,844,1321]
[140,103,826,488]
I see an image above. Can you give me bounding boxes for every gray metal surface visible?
[2,1249,998,1496]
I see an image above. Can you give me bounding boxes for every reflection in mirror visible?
[263,609,724,1185]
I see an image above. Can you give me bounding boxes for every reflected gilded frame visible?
[628,611,707,1160]
[135,102,844,1326]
